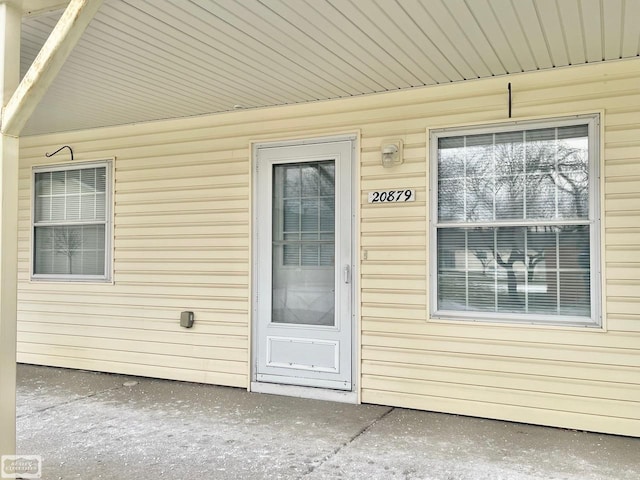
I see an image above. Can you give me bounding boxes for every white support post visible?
[0,0,21,458]
[0,0,101,457]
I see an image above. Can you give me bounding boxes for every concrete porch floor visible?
[16,364,640,480]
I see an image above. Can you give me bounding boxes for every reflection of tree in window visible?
[436,123,593,319]
[54,227,81,274]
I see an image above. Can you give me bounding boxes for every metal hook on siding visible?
[508,83,512,118]
[45,145,74,161]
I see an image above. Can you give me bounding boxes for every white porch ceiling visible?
[19,0,640,136]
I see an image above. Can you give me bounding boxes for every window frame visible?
[31,160,113,282]
[429,115,601,327]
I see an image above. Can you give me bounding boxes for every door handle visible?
[343,265,351,284]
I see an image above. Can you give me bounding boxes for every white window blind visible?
[432,117,599,326]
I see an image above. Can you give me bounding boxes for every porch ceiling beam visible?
[0,0,102,137]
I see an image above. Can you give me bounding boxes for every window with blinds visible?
[32,162,111,280]
[431,116,600,326]
[273,161,335,268]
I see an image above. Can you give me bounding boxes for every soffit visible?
[19,0,640,136]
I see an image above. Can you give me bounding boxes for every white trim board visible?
[250,382,358,404]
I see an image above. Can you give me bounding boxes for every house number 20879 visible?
[368,189,415,203]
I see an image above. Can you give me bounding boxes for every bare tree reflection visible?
[438,129,590,310]
[54,227,81,274]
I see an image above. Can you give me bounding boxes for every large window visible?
[32,161,111,281]
[431,116,600,326]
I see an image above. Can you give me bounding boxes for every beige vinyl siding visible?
[18,144,251,387]
[17,58,640,436]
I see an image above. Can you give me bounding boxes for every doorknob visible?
[343,265,351,284]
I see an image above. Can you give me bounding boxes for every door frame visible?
[250,133,359,403]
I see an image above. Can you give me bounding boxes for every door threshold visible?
[250,382,358,404]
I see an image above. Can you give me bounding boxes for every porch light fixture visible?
[381,140,403,168]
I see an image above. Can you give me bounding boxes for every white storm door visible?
[255,140,353,390]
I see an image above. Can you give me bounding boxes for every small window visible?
[32,161,111,281]
[431,116,600,326]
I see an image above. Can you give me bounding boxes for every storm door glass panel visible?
[272,161,336,325]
